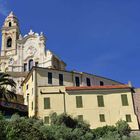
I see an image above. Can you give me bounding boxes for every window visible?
[32,74,33,81]
[32,101,33,110]
[126,115,132,122]
[29,59,33,71]
[99,114,105,122]
[86,78,91,86]
[78,115,83,121]
[7,38,12,48]
[100,81,104,86]
[75,77,80,87]
[35,62,38,67]
[44,97,50,109]
[121,94,128,106]
[26,84,28,90]
[76,96,83,108]
[48,72,52,84]
[24,63,27,71]
[97,95,104,107]
[9,22,12,27]
[44,116,49,124]
[27,94,29,105]
[59,74,63,86]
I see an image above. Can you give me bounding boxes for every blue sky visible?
[0,0,140,87]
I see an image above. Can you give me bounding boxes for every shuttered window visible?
[31,101,33,110]
[44,116,49,124]
[44,97,50,109]
[78,115,83,121]
[97,95,104,107]
[126,115,132,122]
[48,72,52,84]
[76,96,83,108]
[121,94,128,106]
[99,114,105,122]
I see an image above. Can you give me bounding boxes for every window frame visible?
[99,114,105,122]
[76,96,83,108]
[100,81,104,86]
[86,78,91,86]
[97,95,104,107]
[126,114,132,122]
[59,74,63,86]
[48,72,52,84]
[77,115,83,121]
[121,94,129,106]
[44,97,51,109]
[75,76,80,87]
[44,116,49,124]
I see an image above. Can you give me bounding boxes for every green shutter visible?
[76,96,83,108]
[121,95,128,106]
[126,115,132,122]
[44,116,49,124]
[78,115,83,121]
[44,98,50,109]
[99,114,105,122]
[32,101,33,110]
[97,95,104,107]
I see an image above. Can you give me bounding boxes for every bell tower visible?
[1,11,20,56]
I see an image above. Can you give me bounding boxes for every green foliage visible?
[116,120,131,137]
[0,113,7,140]
[6,114,44,140]
[0,113,137,140]
[94,125,117,139]
[0,73,16,100]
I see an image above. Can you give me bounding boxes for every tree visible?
[116,120,131,137]
[0,73,16,100]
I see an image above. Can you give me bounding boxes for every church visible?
[0,12,140,130]
[0,12,66,94]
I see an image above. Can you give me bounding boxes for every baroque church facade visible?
[0,12,140,129]
[0,12,66,94]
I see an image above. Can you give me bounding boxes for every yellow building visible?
[22,67,139,130]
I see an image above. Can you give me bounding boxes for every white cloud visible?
[0,0,9,16]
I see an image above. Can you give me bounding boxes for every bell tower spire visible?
[1,11,20,56]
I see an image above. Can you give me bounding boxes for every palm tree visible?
[0,73,16,100]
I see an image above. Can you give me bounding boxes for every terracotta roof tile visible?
[66,85,130,91]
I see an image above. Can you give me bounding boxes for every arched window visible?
[9,22,12,27]
[7,38,12,48]
[29,59,33,71]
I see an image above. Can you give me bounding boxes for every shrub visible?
[116,120,131,137]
